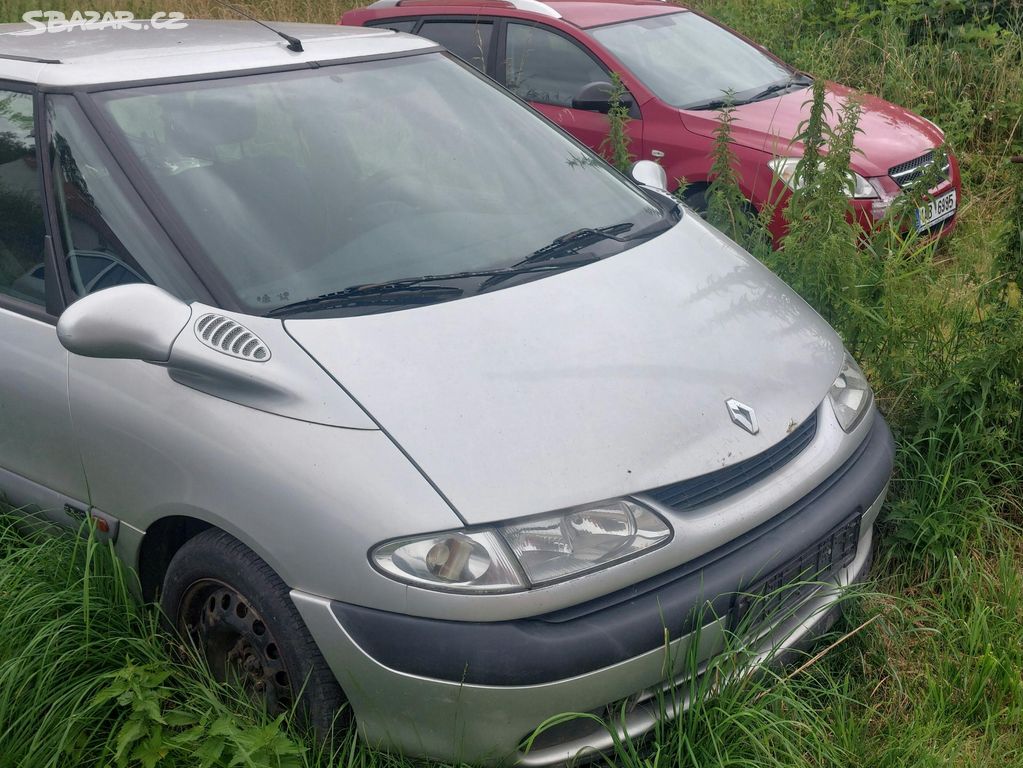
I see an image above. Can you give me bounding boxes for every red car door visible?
[501,21,643,164]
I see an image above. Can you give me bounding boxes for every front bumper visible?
[292,413,894,764]
[763,155,962,244]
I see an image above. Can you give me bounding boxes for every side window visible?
[365,19,417,33]
[47,95,192,300]
[504,23,608,107]
[418,20,493,72]
[0,92,47,306]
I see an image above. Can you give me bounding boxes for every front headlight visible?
[828,353,873,432]
[499,499,670,585]
[371,499,671,593]
[768,157,878,199]
[372,529,526,593]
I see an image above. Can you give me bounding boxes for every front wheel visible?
[160,529,346,733]
[679,183,709,216]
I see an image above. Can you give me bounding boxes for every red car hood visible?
[678,82,944,177]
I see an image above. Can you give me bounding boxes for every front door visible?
[0,88,87,524]
[501,22,643,163]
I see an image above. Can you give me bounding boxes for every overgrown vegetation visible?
[0,0,1021,766]
[598,73,633,173]
[704,96,776,257]
[0,518,334,768]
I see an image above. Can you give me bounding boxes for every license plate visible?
[915,189,956,232]
[732,512,861,629]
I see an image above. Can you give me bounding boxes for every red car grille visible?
[889,150,951,188]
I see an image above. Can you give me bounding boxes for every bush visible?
[687,76,1023,576]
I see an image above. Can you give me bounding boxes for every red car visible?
[342,0,961,242]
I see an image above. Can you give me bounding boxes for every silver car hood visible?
[286,215,845,524]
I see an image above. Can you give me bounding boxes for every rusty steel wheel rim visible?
[179,579,294,714]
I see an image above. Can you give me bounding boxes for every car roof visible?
[354,0,685,28]
[547,0,684,27]
[0,19,435,88]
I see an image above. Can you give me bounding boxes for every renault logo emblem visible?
[725,398,759,435]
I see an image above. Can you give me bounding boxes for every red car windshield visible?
[591,12,793,109]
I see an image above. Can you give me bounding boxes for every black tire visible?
[682,184,760,223]
[160,528,346,734]
[680,183,709,215]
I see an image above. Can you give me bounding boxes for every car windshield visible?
[93,53,666,316]
[591,12,795,109]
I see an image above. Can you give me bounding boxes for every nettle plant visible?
[600,72,633,174]
[643,80,1023,573]
[767,78,868,329]
[704,96,775,260]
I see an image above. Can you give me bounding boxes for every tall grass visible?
[0,0,1021,766]
[0,518,329,767]
[0,516,885,768]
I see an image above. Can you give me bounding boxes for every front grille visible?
[733,510,860,629]
[889,150,951,189]
[644,410,817,511]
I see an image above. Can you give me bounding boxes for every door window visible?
[365,18,418,33]
[47,95,194,300]
[418,20,493,72]
[0,92,47,306]
[504,23,607,107]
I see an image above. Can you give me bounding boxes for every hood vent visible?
[194,314,270,362]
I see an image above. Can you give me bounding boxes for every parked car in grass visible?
[342,0,962,243]
[0,18,892,766]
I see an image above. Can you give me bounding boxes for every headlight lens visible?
[848,171,878,199]
[828,353,873,431]
[372,530,526,592]
[371,499,671,593]
[498,499,670,586]
[768,157,878,199]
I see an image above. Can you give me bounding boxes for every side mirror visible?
[572,81,635,114]
[630,159,668,192]
[57,283,191,363]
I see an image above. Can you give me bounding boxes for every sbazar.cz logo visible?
[21,10,187,33]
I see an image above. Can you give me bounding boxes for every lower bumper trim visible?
[517,536,876,766]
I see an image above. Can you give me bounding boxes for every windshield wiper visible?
[265,257,601,318]
[478,255,602,292]
[267,221,665,317]
[479,219,671,291]
[745,74,815,104]
[683,97,735,112]
[684,75,814,111]
[266,279,468,317]
[519,222,636,265]
[745,81,794,103]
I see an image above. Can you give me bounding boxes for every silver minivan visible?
[0,18,892,766]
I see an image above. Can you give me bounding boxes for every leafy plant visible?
[703,97,774,258]
[599,72,634,173]
[765,79,867,329]
[0,518,312,768]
